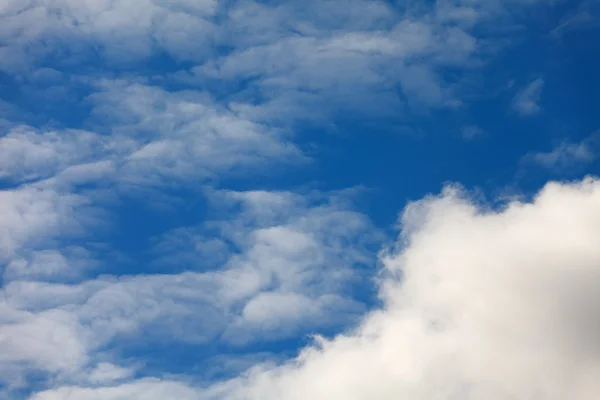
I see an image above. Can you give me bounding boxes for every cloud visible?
[461,125,485,140]
[0,187,380,394]
[0,126,118,184]
[522,131,600,173]
[550,0,600,38]
[77,362,135,385]
[511,78,544,116]
[21,177,600,399]
[0,72,323,393]
[188,17,478,121]
[4,247,97,281]
[0,0,217,72]
[0,0,549,130]
[29,379,201,400]
[0,314,85,382]
[0,186,97,264]
[0,80,304,192]
[85,81,304,187]
[150,188,382,344]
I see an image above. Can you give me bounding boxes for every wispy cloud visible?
[550,0,600,38]
[461,125,485,140]
[522,131,600,173]
[511,78,544,116]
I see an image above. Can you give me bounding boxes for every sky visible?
[0,0,599,399]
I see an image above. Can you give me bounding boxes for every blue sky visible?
[0,0,599,399]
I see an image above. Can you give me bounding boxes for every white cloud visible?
[0,188,380,393]
[85,81,304,186]
[533,142,594,167]
[80,362,135,385]
[512,78,544,116]
[4,247,96,281]
[0,126,119,184]
[550,0,600,38]
[0,305,89,389]
[26,177,600,399]
[191,17,478,120]
[0,152,110,283]
[29,378,201,400]
[0,186,95,263]
[0,0,217,72]
[0,80,304,191]
[461,125,485,140]
[0,0,549,127]
[523,131,600,172]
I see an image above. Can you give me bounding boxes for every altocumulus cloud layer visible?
[0,0,599,399]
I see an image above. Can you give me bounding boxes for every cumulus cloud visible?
[512,78,544,116]
[25,177,600,399]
